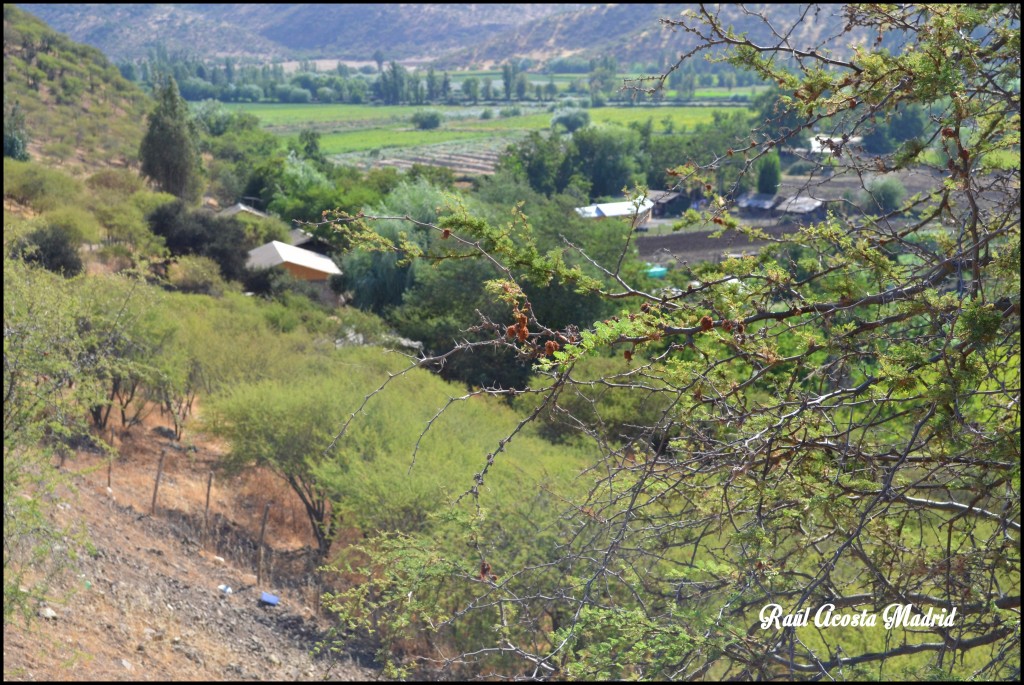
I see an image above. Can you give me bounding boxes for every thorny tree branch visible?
[320,4,1020,680]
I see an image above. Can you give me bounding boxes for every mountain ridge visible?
[18,4,863,69]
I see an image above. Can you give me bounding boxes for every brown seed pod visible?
[624,349,633,362]
[545,340,559,356]
[506,325,517,338]
[441,228,451,239]
[700,316,714,332]
[722,320,734,332]
[517,325,528,342]
[942,127,956,139]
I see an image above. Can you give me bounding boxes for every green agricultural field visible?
[219,101,751,162]
[318,127,496,155]
[220,102,421,128]
[587,106,735,129]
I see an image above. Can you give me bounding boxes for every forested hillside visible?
[3,4,149,170]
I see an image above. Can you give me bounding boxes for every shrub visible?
[146,200,250,281]
[166,255,230,295]
[863,177,907,214]
[410,110,443,130]
[551,109,590,133]
[86,168,145,196]
[16,223,83,276]
[35,206,103,244]
[3,159,82,212]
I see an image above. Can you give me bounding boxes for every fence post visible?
[150,449,166,515]
[256,502,272,586]
[202,470,214,549]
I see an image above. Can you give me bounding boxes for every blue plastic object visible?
[259,591,279,606]
[647,265,668,279]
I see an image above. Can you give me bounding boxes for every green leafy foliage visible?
[320,5,1021,681]
[3,98,30,160]
[756,150,780,195]
[3,158,82,212]
[551,108,589,133]
[14,221,84,276]
[410,110,443,130]
[863,177,907,214]
[146,200,250,281]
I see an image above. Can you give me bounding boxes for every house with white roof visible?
[574,198,654,226]
[246,240,341,282]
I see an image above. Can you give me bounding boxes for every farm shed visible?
[648,190,689,217]
[246,240,341,282]
[736,192,779,215]
[575,198,654,225]
[774,195,826,221]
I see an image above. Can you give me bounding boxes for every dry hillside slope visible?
[2,409,377,682]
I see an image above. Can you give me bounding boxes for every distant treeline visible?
[117,45,766,106]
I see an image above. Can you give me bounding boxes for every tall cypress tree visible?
[756,151,781,195]
[3,98,30,161]
[139,77,202,201]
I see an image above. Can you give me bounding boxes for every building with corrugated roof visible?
[575,198,654,225]
[774,195,826,220]
[218,202,269,219]
[736,192,780,214]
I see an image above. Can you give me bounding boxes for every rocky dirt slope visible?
[3,423,378,681]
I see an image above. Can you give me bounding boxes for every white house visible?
[246,240,341,282]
